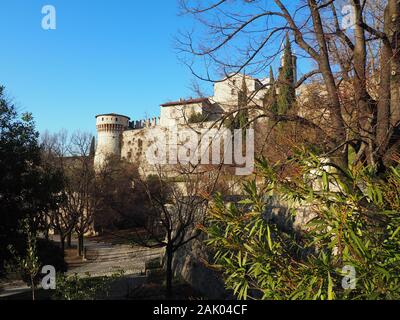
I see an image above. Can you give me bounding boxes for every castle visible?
[94,52,297,175]
[94,74,264,173]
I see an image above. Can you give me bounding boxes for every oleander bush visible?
[205,149,400,300]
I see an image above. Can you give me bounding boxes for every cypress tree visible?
[263,66,278,113]
[277,33,296,114]
[237,74,249,130]
[224,75,248,131]
[89,136,96,158]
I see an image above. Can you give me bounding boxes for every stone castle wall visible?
[121,125,171,176]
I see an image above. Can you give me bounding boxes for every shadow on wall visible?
[172,231,231,300]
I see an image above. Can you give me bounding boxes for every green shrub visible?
[52,272,122,300]
[5,239,67,283]
[145,258,162,270]
[188,112,207,124]
[205,150,400,300]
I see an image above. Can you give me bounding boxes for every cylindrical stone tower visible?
[94,113,130,169]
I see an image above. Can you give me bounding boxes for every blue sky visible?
[0,1,312,136]
[0,0,202,136]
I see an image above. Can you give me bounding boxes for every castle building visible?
[93,73,273,173]
[95,50,298,175]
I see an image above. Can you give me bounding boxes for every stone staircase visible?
[67,241,163,278]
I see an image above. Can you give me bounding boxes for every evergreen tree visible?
[89,136,96,158]
[225,75,250,131]
[0,86,62,275]
[277,33,296,114]
[237,74,249,130]
[263,66,278,113]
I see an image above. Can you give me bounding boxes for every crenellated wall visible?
[131,117,161,129]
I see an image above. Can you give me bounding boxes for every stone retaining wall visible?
[172,232,230,299]
[172,198,315,298]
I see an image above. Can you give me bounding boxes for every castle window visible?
[232,79,236,86]
[231,89,236,95]
[116,118,118,121]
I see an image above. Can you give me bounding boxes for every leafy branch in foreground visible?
[205,151,400,300]
[52,272,123,300]
[8,219,40,301]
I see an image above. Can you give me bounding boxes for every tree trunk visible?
[31,276,35,301]
[353,0,375,166]
[377,43,391,151]
[165,245,173,299]
[381,0,400,166]
[77,234,84,257]
[309,0,348,168]
[67,233,72,248]
[60,234,65,253]
[44,228,49,241]
[388,0,400,127]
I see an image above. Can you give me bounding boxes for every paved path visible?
[67,238,163,277]
[0,236,163,298]
[0,281,31,298]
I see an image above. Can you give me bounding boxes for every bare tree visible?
[178,0,400,171]
[40,130,77,252]
[94,155,145,231]
[41,130,97,256]
[136,168,209,298]
[98,158,212,298]
[66,131,97,257]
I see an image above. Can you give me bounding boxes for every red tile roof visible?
[95,113,131,120]
[161,97,210,107]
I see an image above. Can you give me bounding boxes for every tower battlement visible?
[131,117,161,129]
[94,113,130,169]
